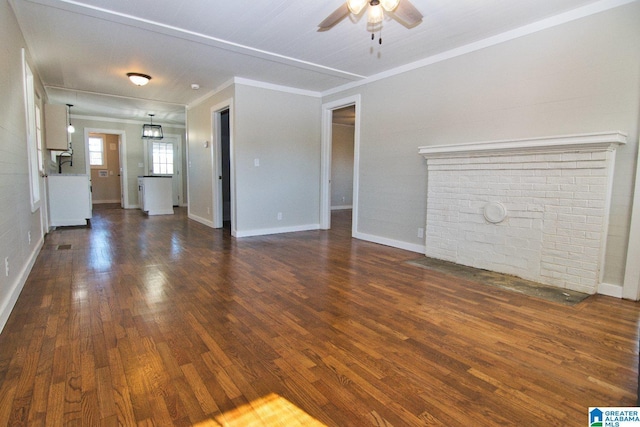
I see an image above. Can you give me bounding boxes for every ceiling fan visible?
[318,0,423,43]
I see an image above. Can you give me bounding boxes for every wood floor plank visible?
[0,206,638,426]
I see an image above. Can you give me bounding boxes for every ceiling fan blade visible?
[392,0,423,28]
[318,3,350,31]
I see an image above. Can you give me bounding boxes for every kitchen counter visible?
[138,176,174,215]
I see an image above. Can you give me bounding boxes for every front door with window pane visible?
[148,137,181,206]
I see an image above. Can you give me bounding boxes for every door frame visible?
[211,99,235,234]
[84,128,127,207]
[144,133,183,206]
[320,94,361,232]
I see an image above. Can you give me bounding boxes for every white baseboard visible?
[188,213,214,228]
[0,237,43,333]
[598,282,623,298]
[92,199,121,204]
[331,205,353,211]
[235,224,320,238]
[353,231,425,253]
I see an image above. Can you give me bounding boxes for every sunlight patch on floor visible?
[194,393,327,427]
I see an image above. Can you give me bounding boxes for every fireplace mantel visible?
[419,131,627,294]
[419,131,627,159]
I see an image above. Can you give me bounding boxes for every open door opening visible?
[89,132,122,207]
[212,103,233,234]
[330,106,355,230]
[220,109,231,230]
[320,95,361,234]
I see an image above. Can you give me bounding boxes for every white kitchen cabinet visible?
[44,104,70,150]
[138,176,174,215]
[47,174,92,226]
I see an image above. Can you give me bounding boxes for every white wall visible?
[0,0,46,331]
[331,123,354,208]
[186,84,235,226]
[323,2,640,287]
[187,83,322,236]
[233,84,322,235]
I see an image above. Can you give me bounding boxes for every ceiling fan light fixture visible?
[127,72,151,86]
[367,3,384,24]
[380,0,400,12]
[347,0,367,15]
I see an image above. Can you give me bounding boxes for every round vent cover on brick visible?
[483,202,507,224]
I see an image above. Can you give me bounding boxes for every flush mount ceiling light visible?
[142,114,163,139]
[127,72,151,86]
[319,0,422,44]
[66,104,75,133]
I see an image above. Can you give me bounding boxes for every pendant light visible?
[66,104,75,134]
[142,114,163,139]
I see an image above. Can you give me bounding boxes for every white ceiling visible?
[9,0,619,125]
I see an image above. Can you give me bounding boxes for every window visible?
[23,49,40,212]
[151,141,173,175]
[88,135,106,167]
[35,104,43,173]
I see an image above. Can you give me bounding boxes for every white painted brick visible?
[535,169,562,177]
[547,176,576,184]
[562,152,592,161]
[541,262,567,273]
[424,143,614,295]
[588,185,607,193]
[578,160,606,169]
[562,169,586,177]
[587,200,606,209]
[558,214,586,223]
[560,184,590,192]
[588,168,609,177]
[590,151,608,161]
[567,267,595,279]
[535,154,563,162]
[533,183,560,191]
[574,191,605,201]
[545,191,574,199]
[572,207,604,217]
[555,243,584,254]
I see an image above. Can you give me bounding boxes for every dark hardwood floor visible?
[0,205,638,426]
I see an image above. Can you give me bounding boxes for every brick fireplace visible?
[419,132,626,294]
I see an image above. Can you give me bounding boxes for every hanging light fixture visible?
[142,114,163,139]
[347,0,367,14]
[66,104,75,134]
[127,72,152,86]
[347,0,406,44]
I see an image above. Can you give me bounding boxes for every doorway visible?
[89,132,122,205]
[212,99,234,234]
[84,128,127,208]
[220,110,231,228]
[320,95,361,233]
[144,134,183,206]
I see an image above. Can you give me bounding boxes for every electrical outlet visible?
[207,206,210,215]
[417,227,425,238]
[4,257,8,277]
[277,212,282,221]
[28,231,31,244]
